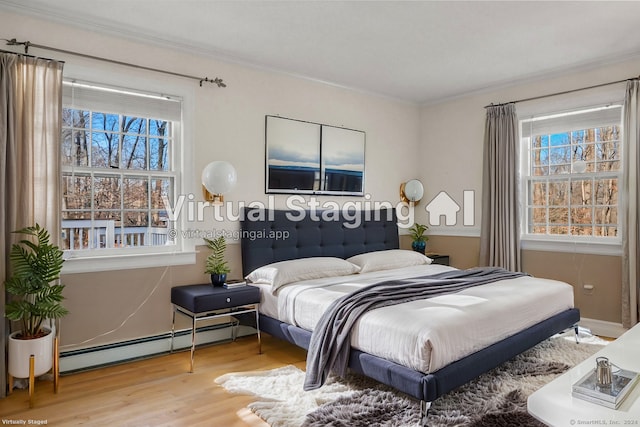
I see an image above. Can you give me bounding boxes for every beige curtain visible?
[622,79,640,329]
[479,103,521,272]
[1,52,64,398]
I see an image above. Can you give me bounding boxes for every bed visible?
[239,207,580,424]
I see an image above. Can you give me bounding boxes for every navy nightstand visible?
[427,254,450,266]
[170,284,261,372]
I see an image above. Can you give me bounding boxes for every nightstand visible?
[170,284,261,372]
[427,254,450,266]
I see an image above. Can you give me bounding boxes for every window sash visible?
[520,105,622,242]
[63,80,182,121]
[61,169,177,251]
[520,105,622,137]
[61,81,182,255]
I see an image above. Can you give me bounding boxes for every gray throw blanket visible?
[303,267,526,391]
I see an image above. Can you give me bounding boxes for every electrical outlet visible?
[582,284,594,295]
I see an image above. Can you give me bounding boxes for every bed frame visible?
[240,207,580,424]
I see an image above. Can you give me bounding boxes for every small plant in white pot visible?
[4,224,68,380]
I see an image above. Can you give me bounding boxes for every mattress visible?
[255,264,574,374]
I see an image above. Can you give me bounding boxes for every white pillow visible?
[245,257,361,292]
[347,249,432,274]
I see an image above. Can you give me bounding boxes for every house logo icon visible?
[425,190,474,226]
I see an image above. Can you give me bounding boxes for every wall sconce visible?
[400,179,424,204]
[202,161,237,203]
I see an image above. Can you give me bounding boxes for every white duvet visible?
[256,264,574,374]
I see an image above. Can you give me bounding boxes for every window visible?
[61,81,188,268]
[520,105,622,248]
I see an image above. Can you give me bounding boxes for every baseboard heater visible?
[59,322,256,374]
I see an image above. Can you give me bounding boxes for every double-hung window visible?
[520,104,622,252]
[61,80,191,271]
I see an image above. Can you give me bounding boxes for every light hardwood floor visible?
[1,335,307,426]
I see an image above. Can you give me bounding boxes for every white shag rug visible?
[216,330,607,427]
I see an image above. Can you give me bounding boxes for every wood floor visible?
[1,335,307,426]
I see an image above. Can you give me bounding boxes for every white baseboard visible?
[59,323,256,374]
[579,317,627,339]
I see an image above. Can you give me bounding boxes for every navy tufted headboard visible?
[240,207,399,276]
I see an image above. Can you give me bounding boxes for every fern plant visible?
[4,224,68,339]
[204,236,231,275]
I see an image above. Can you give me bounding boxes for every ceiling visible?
[2,0,640,104]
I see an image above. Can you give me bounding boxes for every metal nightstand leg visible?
[256,307,262,354]
[189,315,197,373]
[230,317,239,341]
[170,308,176,353]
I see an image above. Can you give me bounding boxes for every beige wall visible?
[521,250,622,324]
[59,244,244,350]
[400,234,479,269]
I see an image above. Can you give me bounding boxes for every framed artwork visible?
[265,115,365,196]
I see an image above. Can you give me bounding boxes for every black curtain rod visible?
[3,38,226,88]
[0,47,63,64]
[484,76,638,109]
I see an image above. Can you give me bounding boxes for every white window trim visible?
[518,104,623,255]
[60,69,197,274]
[520,235,622,256]
[61,250,197,274]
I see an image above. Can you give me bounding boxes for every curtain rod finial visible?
[199,77,227,88]
[3,38,31,54]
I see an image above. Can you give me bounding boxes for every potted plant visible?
[408,223,429,254]
[4,224,68,379]
[204,236,231,286]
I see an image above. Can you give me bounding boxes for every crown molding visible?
[3,0,639,107]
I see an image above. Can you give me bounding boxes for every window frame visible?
[60,78,196,274]
[518,104,623,255]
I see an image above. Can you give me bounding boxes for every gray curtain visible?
[479,103,521,272]
[1,52,64,397]
[622,79,640,328]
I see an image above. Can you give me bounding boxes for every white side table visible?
[528,323,640,426]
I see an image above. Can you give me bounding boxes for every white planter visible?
[8,329,54,379]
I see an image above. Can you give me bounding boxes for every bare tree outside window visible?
[61,108,175,251]
[525,118,620,238]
